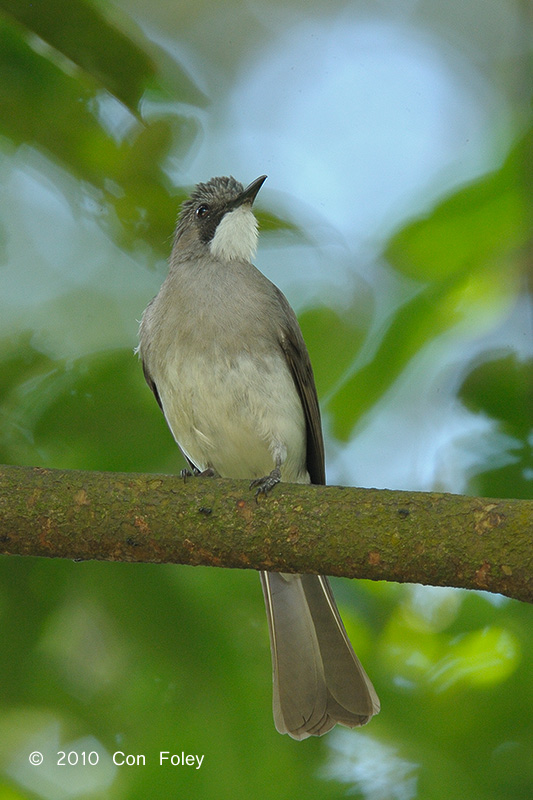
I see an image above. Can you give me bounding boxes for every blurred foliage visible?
[329,129,532,439]
[0,1,294,259]
[299,303,371,397]
[458,353,533,498]
[0,337,180,474]
[1,0,158,111]
[0,1,202,255]
[0,0,532,799]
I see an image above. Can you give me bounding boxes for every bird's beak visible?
[233,175,267,208]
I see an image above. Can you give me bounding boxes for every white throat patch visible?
[209,205,259,262]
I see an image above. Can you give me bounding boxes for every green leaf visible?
[329,130,532,439]
[459,353,533,499]
[0,0,205,111]
[385,131,531,281]
[0,12,203,255]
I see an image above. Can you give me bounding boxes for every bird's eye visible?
[195,204,209,218]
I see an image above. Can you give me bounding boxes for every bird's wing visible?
[141,359,163,411]
[275,287,326,486]
[141,358,199,474]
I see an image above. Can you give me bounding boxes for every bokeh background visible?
[0,0,532,797]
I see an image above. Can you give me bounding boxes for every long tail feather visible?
[260,571,380,740]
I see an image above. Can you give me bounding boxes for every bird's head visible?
[174,175,267,262]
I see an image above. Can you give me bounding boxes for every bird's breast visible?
[158,344,307,482]
[140,261,309,482]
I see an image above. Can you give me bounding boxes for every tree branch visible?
[1,464,531,603]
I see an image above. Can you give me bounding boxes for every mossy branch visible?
[0,464,531,603]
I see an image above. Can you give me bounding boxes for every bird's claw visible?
[250,467,281,500]
[180,467,215,482]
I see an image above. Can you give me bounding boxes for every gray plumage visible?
[138,175,380,739]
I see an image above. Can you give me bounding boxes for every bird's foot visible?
[250,467,281,499]
[180,467,215,482]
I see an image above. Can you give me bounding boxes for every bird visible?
[137,174,380,739]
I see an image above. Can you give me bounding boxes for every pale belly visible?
[157,351,309,483]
